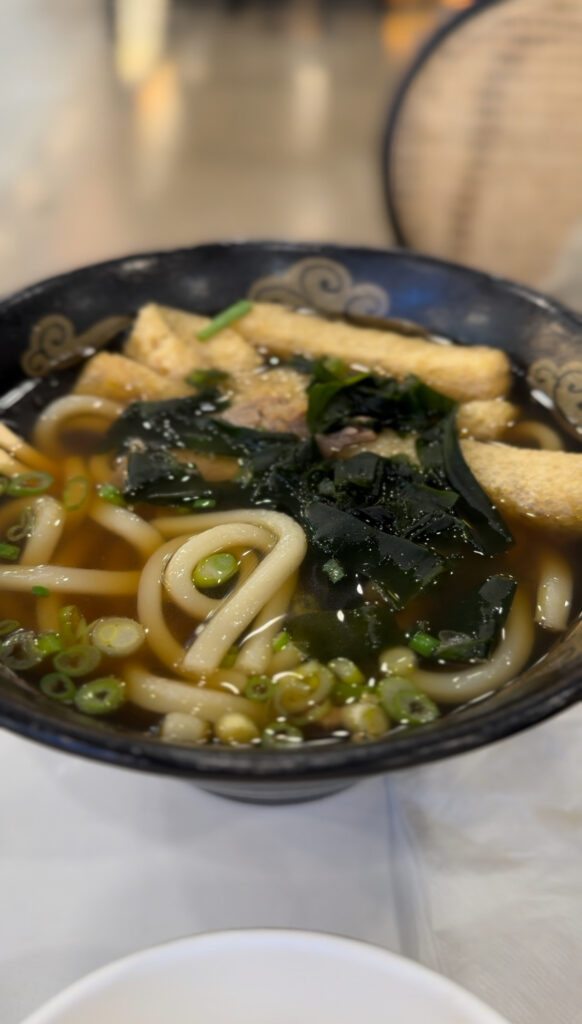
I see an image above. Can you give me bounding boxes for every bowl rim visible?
[19,927,512,1024]
[0,239,581,783]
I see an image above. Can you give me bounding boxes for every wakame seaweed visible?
[417,413,514,555]
[108,362,515,629]
[306,358,455,435]
[287,605,403,665]
[413,575,517,663]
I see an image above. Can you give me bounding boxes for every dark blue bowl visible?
[1,241,581,802]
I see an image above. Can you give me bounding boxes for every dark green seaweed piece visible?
[418,413,514,555]
[123,450,224,506]
[287,605,403,665]
[103,391,229,451]
[306,359,455,435]
[414,575,517,663]
[302,501,444,609]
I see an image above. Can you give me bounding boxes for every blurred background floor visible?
[0,0,454,294]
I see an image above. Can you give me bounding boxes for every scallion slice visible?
[261,721,304,748]
[0,542,20,561]
[32,586,51,598]
[53,644,101,677]
[90,617,145,657]
[96,483,126,506]
[58,605,88,646]
[193,551,239,589]
[36,632,63,657]
[74,676,126,715]
[6,471,53,497]
[196,300,253,341]
[6,507,34,542]
[244,675,275,702]
[40,672,76,703]
[0,630,43,670]
[0,619,20,636]
[378,675,439,726]
[63,475,90,511]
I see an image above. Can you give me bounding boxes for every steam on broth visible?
[0,299,578,749]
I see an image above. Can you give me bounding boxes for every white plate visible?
[21,929,512,1024]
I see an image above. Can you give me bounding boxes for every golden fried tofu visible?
[125,303,261,379]
[461,439,582,532]
[456,399,518,441]
[74,351,192,404]
[236,302,511,402]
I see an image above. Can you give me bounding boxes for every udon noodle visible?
[0,299,578,748]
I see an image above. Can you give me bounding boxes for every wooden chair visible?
[383,0,582,300]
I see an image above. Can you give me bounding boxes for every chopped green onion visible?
[244,675,275,702]
[0,619,20,636]
[74,676,126,715]
[40,672,76,703]
[6,507,34,542]
[390,689,440,727]
[90,617,145,657]
[341,700,389,739]
[58,605,88,646]
[0,542,20,561]
[32,586,51,598]
[261,721,304,748]
[0,475,8,496]
[192,497,217,509]
[6,471,53,497]
[272,630,290,652]
[36,632,64,656]
[220,644,239,668]
[0,630,43,670]
[97,483,127,506]
[193,551,239,589]
[378,675,439,726]
[53,644,101,677]
[323,558,346,583]
[185,368,229,388]
[291,698,333,726]
[196,300,253,341]
[409,631,440,658]
[214,712,260,745]
[63,475,90,511]
[330,678,364,706]
[328,657,365,686]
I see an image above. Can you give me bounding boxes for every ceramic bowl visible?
[20,929,513,1024]
[0,242,581,802]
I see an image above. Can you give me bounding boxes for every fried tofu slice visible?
[74,351,192,404]
[235,302,511,402]
[461,439,582,532]
[124,303,261,378]
[456,399,518,441]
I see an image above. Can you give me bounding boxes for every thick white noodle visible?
[20,496,65,566]
[171,511,307,677]
[535,548,573,631]
[137,536,190,670]
[163,523,274,619]
[0,422,59,476]
[411,588,534,704]
[0,565,140,595]
[124,664,264,724]
[33,395,123,457]
[90,500,164,558]
[235,572,298,675]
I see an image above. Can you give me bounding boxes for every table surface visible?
[1,3,581,1023]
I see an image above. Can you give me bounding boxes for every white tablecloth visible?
[1,704,581,1024]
